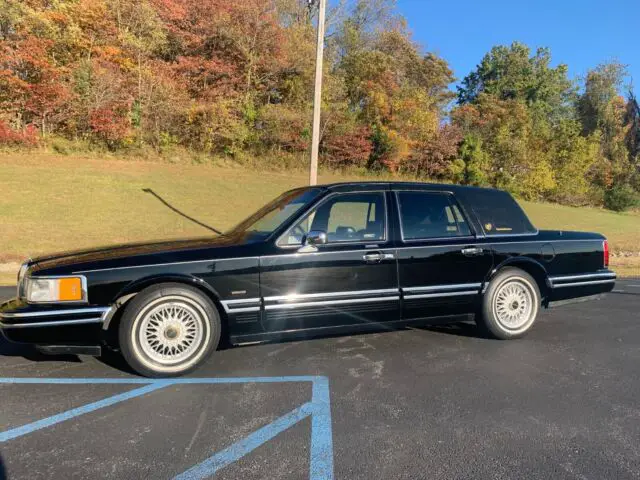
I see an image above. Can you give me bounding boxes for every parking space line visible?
[0,376,334,479]
[175,402,315,480]
[0,381,171,442]
[310,376,333,480]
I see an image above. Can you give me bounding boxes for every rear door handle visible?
[363,252,395,263]
[461,247,483,257]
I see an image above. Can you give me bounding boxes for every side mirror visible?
[298,230,327,252]
[304,230,327,246]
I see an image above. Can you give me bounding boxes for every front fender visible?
[112,273,223,304]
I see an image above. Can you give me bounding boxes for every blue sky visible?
[395,0,638,92]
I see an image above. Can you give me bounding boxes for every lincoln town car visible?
[0,182,616,377]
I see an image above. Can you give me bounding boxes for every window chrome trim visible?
[398,235,477,244]
[403,290,479,300]
[276,190,389,249]
[264,296,400,311]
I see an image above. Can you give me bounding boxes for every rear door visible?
[259,189,399,333]
[393,190,494,319]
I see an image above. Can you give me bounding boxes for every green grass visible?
[521,200,639,252]
[0,152,638,284]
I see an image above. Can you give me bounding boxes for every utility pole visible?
[309,0,326,186]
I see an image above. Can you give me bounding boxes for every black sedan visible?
[0,182,616,377]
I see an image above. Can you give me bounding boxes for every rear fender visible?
[486,257,551,304]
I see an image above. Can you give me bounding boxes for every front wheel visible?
[119,283,221,377]
[477,268,540,339]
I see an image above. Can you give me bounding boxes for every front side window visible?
[225,188,322,240]
[397,191,471,240]
[280,192,386,246]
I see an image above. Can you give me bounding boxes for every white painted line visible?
[613,289,626,293]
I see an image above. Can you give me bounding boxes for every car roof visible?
[316,181,500,194]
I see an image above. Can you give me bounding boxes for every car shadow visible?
[0,337,141,375]
[0,336,82,364]
[0,452,6,480]
[95,349,138,375]
[1,320,488,375]
[412,320,489,339]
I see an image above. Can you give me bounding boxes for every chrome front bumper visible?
[0,303,113,329]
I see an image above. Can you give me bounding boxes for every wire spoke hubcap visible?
[494,280,534,330]
[138,300,205,366]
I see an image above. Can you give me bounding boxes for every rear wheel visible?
[119,283,221,377]
[477,268,540,339]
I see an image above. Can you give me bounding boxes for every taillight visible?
[603,240,609,268]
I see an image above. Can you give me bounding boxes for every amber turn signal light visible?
[58,277,83,301]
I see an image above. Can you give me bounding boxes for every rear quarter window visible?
[467,190,537,235]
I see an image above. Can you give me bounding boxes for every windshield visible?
[225,188,323,239]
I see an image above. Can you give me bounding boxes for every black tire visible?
[118,283,221,377]
[476,267,541,340]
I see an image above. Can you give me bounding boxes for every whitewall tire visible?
[119,283,221,377]
[477,268,541,339]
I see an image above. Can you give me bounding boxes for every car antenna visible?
[142,188,223,235]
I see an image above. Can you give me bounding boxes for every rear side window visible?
[467,190,536,235]
[397,192,471,240]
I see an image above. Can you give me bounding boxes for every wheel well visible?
[490,260,550,303]
[104,278,230,348]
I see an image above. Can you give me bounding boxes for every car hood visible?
[28,234,256,274]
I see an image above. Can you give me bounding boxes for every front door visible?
[259,190,399,333]
[393,190,494,320]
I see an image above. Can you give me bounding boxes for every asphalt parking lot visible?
[1,281,640,480]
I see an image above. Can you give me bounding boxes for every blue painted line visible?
[0,375,335,479]
[173,402,315,480]
[0,381,170,442]
[310,376,334,480]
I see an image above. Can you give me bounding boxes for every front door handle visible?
[461,247,484,257]
[363,252,395,263]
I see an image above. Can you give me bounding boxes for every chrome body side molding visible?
[549,272,616,289]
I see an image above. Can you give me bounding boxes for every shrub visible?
[0,121,39,147]
[604,183,639,211]
[322,127,373,168]
[89,106,130,148]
